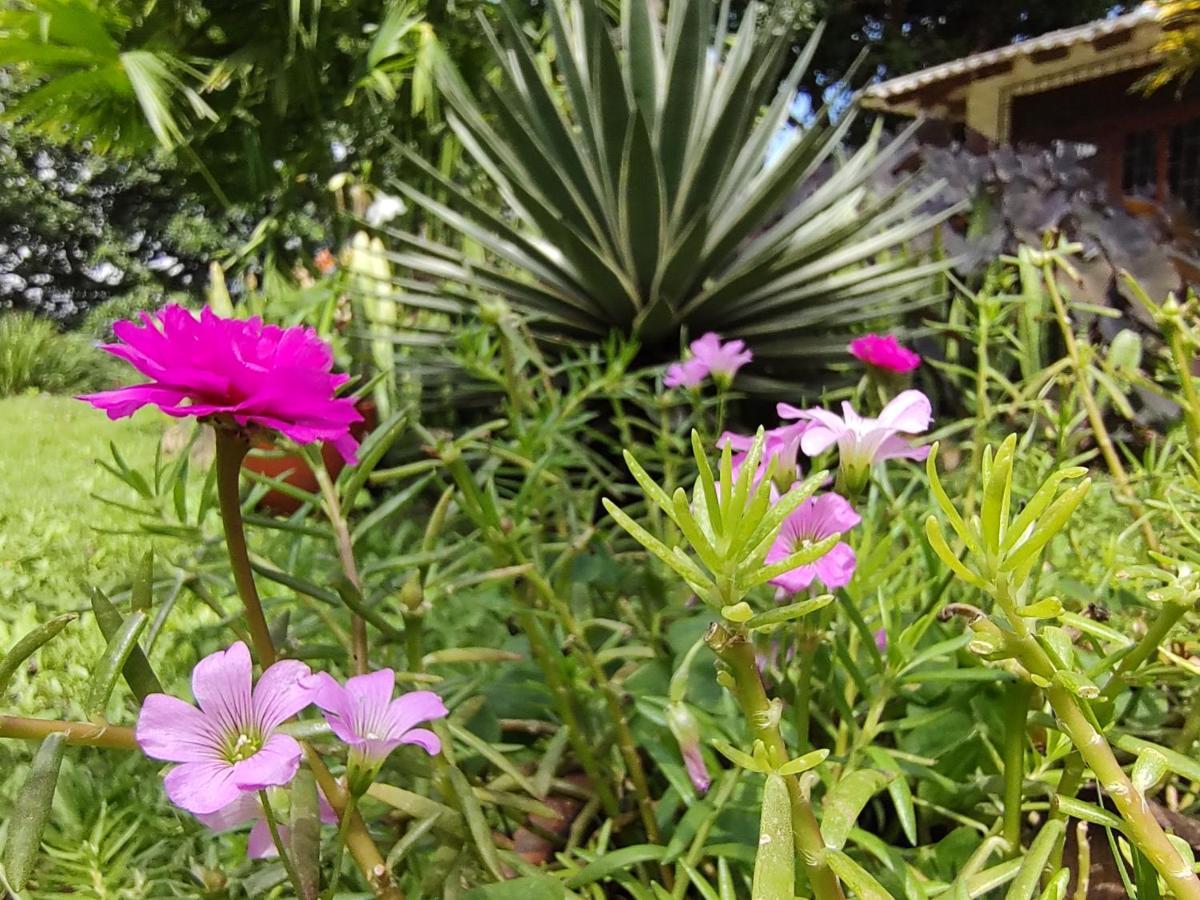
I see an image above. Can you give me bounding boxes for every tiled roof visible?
[861,3,1163,102]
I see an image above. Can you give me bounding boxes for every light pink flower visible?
[79,305,362,463]
[849,334,921,373]
[717,422,808,492]
[664,332,752,389]
[196,790,338,859]
[306,670,447,779]
[766,493,861,593]
[136,642,314,816]
[779,390,932,476]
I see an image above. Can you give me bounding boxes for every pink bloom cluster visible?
[665,333,752,389]
[718,391,933,595]
[848,333,921,373]
[79,305,362,463]
[137,642,446,845]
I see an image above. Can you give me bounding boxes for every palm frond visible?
[372,0,953,386]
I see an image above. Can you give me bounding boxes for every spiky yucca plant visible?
[376,0,954,383]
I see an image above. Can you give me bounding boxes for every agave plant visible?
[375,0,955,383]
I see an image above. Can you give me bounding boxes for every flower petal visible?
[136,693,220,763]
[195,793,261,833]
[253,659,315,734]
[398,728,441,755]
[232,733,303,792]
[877,390,932,434]
[382,691,448,740]
[192,642,254,735]
[813,542,857,589]
[163,761,241,815]
[247,818,280,859]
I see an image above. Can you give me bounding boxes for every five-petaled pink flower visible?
[664,333,752,389]
[779,390,932,492]
[305,669,447,791]
[136,642,314,815]
[197,790,338,859]
[766,493,861,593]
[717,422,808,493]
[848,334,921,373]
[79,305,362,463]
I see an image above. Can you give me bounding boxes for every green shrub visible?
[0,312,109,397]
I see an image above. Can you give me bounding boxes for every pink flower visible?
[717,422,808,492]
[766,493,861,593]
[79,305,362,463]
[779,390,932,487]
[136,642,314,815]
[849,334,921,373]
[664,332,752,389]
[196,790,338,859]
[305,670,447,791]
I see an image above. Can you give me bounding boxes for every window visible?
[1170,119,1200,214]
[1123,129,1157,195]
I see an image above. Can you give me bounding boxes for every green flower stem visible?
[523,567,662,846]
[1165,317,1200,461]
[512,600,620,820]
[322,792,358,900]
[990,584,1199,896]
[1042,259,1158,553]
[259,789,305,896]
[308,452,368,675]
[792,626,820,755]
[0,715,136,750]
[213,429,278,666]
[1099,603,1187,707]
[305,747,401,900]
[706,624,845,900]
[215,431,400,900]
[1044,684,1200,899]
[1001,680,1033,855]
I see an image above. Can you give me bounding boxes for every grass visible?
[0,395,176,718]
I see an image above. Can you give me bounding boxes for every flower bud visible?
[667,703,711,794]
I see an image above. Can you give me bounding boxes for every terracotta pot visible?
[243,400,378,515]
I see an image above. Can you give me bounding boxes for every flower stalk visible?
[706,623,844,900]
[214,429,278,667]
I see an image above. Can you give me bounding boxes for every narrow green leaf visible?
[89,589,161,700]
[565,845,667,888]
[131,549,154,613]
[865,747,918,847]
[826,849,893,900]
[751,773,793,900]
[1002,479,1092,573]
[2,732,67,890]
[981,435,1017,555]
[820,769,893,851]
[746,595,832,631]
[445,763,506,881]
[1004,820,1065,900]
[87,611,150,715]
[289,767,320,900]
[925,516,989,589]
[0,614,77,698]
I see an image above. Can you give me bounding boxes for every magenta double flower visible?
[79,305,362,463]
[848,333,921,373]
[137,644,447,818]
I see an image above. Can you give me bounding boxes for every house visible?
[860,3,1200,215]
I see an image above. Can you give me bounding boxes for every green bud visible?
[1107,329,1143,373]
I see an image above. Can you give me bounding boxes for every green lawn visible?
[0,395,165,715]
